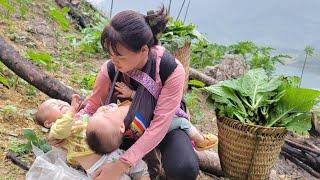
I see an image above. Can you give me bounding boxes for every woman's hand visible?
[93,160,130,180]
[115,82,134,99]
[47,137,66,147]
[70,94,81,113]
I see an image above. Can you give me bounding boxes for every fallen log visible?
[281,139,320,178]
[196,150,223,177]
[0,36,78,104]
[189,68,218,85]
[281,151,320,178]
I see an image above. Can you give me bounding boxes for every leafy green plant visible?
[48,5,70,32]
[160,17,200,52]
[0,0,16,15]
[80,73,97,90]
[227,41,290,76]
[204,68,320,135]
[185,88,204,123]
[188,79,205,88]
[16,0,29,17]
[26,50,53,71]
[191,40,227,69]
[190,40,289,75]
[299,46,314,87]
[68,17,109,55]
[9,129,51,155]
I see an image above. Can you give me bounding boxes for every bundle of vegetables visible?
[160,17,201,52]
[204,68,320,135]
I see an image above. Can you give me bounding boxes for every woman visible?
[80,7,199,180]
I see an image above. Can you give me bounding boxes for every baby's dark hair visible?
[86,128,123,155]
[101,6,168,56]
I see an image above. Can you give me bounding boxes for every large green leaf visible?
[23,129,37,142]
[267,87,320,127]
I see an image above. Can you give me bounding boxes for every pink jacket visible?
[81,46,185,166]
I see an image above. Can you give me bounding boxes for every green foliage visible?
[190,40,290,76]
[0,75,9,87]
[299,45,315,87]
[48,5,70,32]
[26,50,53,71]
[191,40,227,69]
[9,129,51,155]
[69,17,109,54]
[0,105,18,118]
[0,0,16,14]
[204,68,320,135]
[160,17,200,52]
[226,41,290,76]
[16,0,29,17]
[304,46,314,56]
[185,89,204,123]
[80,73,97,90]
[188,79,205,88]
[0,61,9,88]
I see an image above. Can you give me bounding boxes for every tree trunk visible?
[189,67,218,85]
[0,36,78,104]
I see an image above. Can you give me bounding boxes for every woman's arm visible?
[120,64,185,166]
[78,61,111,116]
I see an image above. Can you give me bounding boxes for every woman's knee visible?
[159,129,199,180]
[166,158,199,180]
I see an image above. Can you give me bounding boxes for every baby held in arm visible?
[35,95,150,180]
[112,82,219,151]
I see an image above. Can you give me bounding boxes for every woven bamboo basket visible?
[172,42,191,94]
[217,117,287,180]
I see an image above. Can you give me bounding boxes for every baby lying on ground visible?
[34,88,218,179]
[35,95,149,180]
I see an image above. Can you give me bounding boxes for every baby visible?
[85,82,218,157]
[35,95,150,180]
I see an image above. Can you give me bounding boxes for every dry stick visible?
[281,151,320,178]
[6,152,29,171]
[305,141,320,153]
[285,139,320,155]
[282,143,320,173]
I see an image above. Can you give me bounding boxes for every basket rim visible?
[218,116,287,131]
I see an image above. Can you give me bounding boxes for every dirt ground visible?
[0,1,319,180]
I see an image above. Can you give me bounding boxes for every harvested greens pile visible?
[205,68,320,135]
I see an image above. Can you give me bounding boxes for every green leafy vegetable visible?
[160,17,199,52]
[204,68,320,134]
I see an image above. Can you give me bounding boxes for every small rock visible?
[204,54,250,81]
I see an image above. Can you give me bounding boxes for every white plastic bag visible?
[26,145,89,180]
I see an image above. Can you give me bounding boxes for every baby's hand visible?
[115,82,134,99]
[70,94,81,114]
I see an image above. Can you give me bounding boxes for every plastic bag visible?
[26,145,89,180]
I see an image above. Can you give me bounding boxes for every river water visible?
[87,0,320,89]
